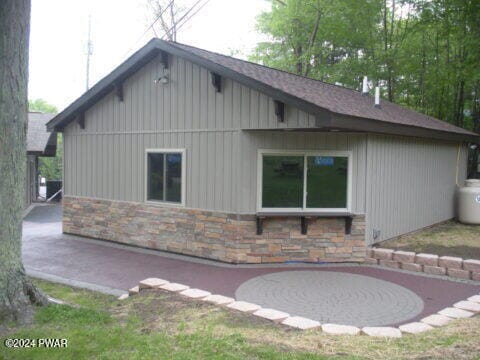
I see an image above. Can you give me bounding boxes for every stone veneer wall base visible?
[63,196,366,264]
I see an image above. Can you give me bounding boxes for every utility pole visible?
[85,15,93,91]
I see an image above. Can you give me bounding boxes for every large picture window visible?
[146,149,185,205]
[258,150,351,212]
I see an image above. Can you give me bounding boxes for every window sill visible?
[256,211,353,217]
[255,211,355,236]
[145,200,185,208]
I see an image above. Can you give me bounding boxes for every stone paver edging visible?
[366,248,480,281]
[119,277,479,338]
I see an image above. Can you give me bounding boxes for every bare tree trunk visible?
[0,0,48,325]
[294,44,303,75]
[420,33,426,111]
[303,0,321,77]
[170,0,176,41]
[382,0,394,102]
[150,0,178,41]
[454,80,465,127]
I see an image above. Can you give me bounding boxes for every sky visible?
[29,0,270,111]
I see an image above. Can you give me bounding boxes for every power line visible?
[122,0,176,58]
[121,0,210,62]
[140,0,176,41]
[160,0,209,40]
[167,0,210,39]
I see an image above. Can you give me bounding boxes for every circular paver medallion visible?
[235,271,424,327]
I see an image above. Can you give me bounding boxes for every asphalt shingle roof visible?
[27,112,56,154]
[169,42,475,137]
[46,39,478,141]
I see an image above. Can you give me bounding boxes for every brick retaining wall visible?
[63,196,366,264]
[366,248,480,281]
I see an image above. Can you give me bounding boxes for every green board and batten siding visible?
[62,53,468,244]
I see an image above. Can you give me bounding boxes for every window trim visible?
[145,148,186,207]
[256,149,352,213]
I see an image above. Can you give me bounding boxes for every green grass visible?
[1,279,479,360]
[379,220,480,259]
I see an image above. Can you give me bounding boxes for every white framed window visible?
[145,149,186,206]
[256,149,352,213]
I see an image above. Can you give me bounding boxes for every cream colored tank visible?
[458,179,480,224]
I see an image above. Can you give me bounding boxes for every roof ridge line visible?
[166,40,360,92]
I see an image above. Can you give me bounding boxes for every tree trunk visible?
[0,0,48,325]
[294,44,303,75]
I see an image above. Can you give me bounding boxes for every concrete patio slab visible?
[282,316,321,330]
[398,322,433,334]
[453,300,480,313]
[420,314,453,327]
[129,286,139,295]
[226,301,261,313]
[322,324,360,335]
[160,283,190,292]
[438,307,474,319]
[139,278,169,289]
[253,308,289,323]
[180,288,211,299]
[362,327,402,338]
[202,294,235,305]
[467,295,480,303]
[235,270,424,327]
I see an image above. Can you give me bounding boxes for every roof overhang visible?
[328,114,479,143]
[47,39,480,143]
[245,112,478,143]
[47,40,162,132]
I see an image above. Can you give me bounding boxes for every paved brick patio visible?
[23,204,480,326]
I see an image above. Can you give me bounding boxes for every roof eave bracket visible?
[274,100,285,122]
[160,50,169,69]
[115,82,124,102]
[211,72,221,93]
[77,112,85,129]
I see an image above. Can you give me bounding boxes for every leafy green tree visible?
[251,0,480,133]
[29,98,58,113]
[39,134,62,180]
[251,0,382,87]
[28,99,62,180]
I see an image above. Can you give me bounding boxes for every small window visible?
[258,151,351,212]
[147,150,184,204]
[306,156,348,208]
[262,155,304,208]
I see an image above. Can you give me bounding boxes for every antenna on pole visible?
[85,15,93,91]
